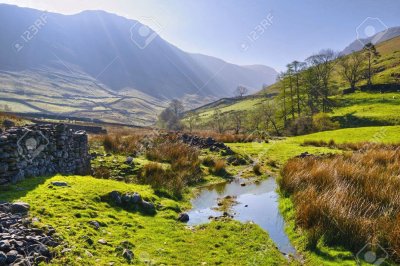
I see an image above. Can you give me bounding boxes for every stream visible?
[187,177,296,255]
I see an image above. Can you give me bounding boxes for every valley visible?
[1,2,400,266]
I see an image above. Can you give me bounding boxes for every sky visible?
[1,0,399,71]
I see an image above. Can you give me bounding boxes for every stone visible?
[10,202,30,214]
[51,181,69,187]
[98,239,107,245]
[109,191,122,205]
[125,156,134,165]
[130,193,142,204]
[0,240,10,251]
[140,201,156,214]
[0,251,6,265]
[89,221,100,230]
[2,119,15,128]
[122,249,134,261]
[6,250,18,264]
[177,213,190,223]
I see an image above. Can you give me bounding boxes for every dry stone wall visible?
[0,124,91,186]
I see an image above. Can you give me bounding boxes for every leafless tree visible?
[338,52,366,91]
[235,86,249,98]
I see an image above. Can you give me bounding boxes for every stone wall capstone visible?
[0,124,91,186]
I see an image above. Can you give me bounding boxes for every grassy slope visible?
[230,125,400,265]
[190,36,400,126]
[0,175,288,266]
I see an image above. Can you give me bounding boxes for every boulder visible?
[109,191,122,205]
[51,181,69,187]
[2,119,15,129]
[140,200,156,214]
[0,251,6,265]
[177,213,190,223]
[10,202,30,214]
[122,249,134,261]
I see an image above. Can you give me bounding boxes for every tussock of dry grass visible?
[190,130,261,143]
[280,144,400,260]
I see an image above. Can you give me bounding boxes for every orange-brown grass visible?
[212,159,228,176]
[140,140,202,197]
[280,145,400,260]
[190,130,260,143]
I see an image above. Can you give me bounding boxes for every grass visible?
[0,175,288,265]
[331,92,400,126]
[279,145,400,264]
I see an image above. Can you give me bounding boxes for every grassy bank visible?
[0,175,288,265]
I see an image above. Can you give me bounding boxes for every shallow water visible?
[187,177,296,255]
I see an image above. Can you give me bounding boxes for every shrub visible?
[253,164,262,175]
[212,159,227,176]
[280,144,400,261]
[285,116,313,136]
[202,156,215,167]
[312,113,340,132]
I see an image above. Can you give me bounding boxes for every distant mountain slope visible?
[0,4,277,99]
[342,26,400,55]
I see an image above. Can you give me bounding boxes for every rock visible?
[51,181,69,187]
[177,213,190,223]
[2,119,15,128]
[6,250,18,264]
[122,249,134,261]
[89,221,100,230]
[130,193,142,204]
[98,239,107,245]
[0,240,11,251]
[240,183,246,187]
[140,201,156,214]
[10,202,30,214]
[244,205,248,207]
[0,251,6,265]
[109,191,122,205]
[125,156,134,165]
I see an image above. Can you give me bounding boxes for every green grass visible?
[331,92,400,126]
[0,175,288,265]
[227,125,400,265]
[229,125,400,167]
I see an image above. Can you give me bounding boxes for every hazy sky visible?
[1,0,399,71]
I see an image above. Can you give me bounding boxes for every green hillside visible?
[188,36,400,128]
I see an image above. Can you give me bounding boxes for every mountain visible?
[341,26,400,55]
[0,4,277,125]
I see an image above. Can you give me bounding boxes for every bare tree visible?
[170,99,184,118]
[235,86,249,98]
[211,110,226,133]
[229,111,245,134]
[258,100,281,135]
[338,52,366,91]
[363,43,380,89]
[307,49,337,112]
[292,60,306,116]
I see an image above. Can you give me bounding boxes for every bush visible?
[202,156,215,167]
[212,159,227,176]
[280,144,400,261]
[253,164,262,175]
[285,116,313,136]
[140,140,202,197]
[312,113,340,132]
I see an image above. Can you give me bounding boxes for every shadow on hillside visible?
[333,113,393,128]
[0,176,51,203]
